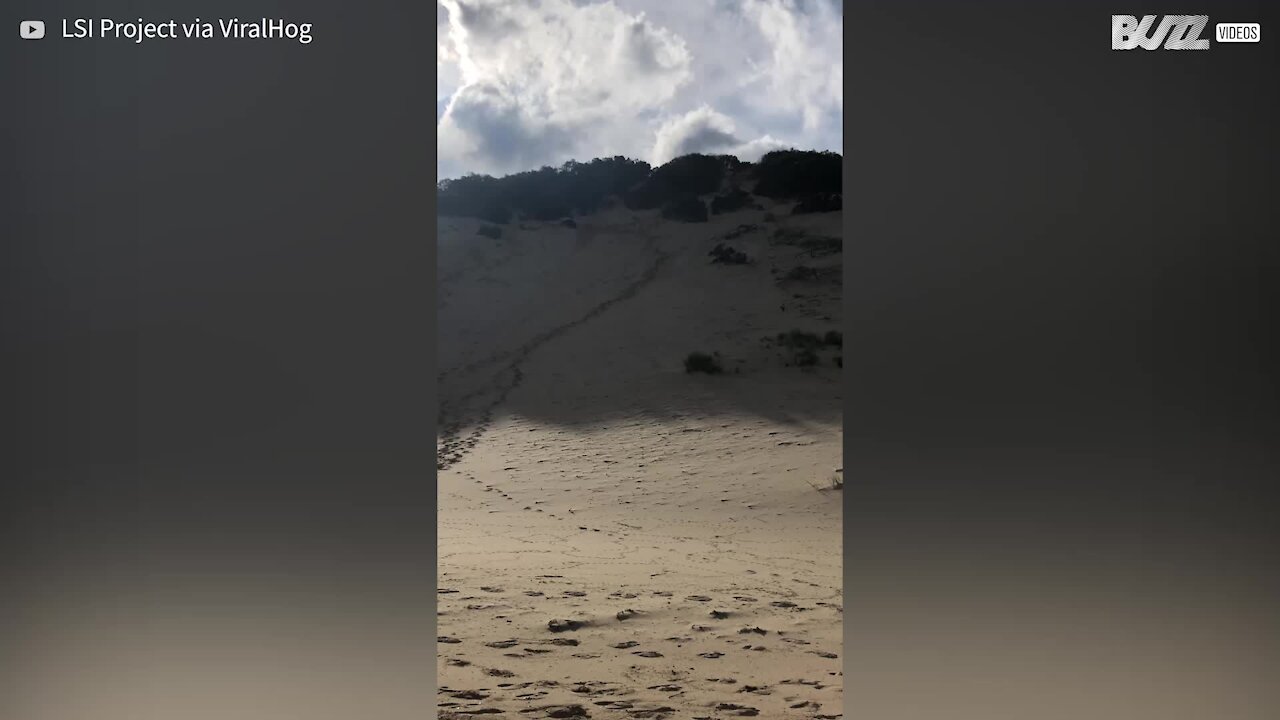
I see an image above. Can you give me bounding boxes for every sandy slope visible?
[438,199,843,719]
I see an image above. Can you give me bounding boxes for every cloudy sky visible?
[437,0,842,179]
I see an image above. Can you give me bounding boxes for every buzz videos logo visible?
[1112,15,1261,49]
[1112,15,1210,49]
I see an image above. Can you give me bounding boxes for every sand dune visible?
[438,198,842,719]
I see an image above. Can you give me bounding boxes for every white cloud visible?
[734,134,793,161]
[651,106,790,166]
[651,106,740,165]
[741,0,843,133]
[437,0,841,178]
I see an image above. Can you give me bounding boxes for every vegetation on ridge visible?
[438,149,842,224]
[438,156,650,224]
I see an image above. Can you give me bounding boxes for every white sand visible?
[438,199,843,719]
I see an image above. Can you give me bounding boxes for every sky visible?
[437,0,842,179]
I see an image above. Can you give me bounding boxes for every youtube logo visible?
[20,20,45,39]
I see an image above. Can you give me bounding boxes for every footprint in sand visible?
[438,636,463,644]
[632,650,663,658]
[698,651,725,658]
[609,641,640,649]
[686,595,712,602]
[542,705,591,719]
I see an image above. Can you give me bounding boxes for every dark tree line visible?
[752,149,842,198]
[437,149,842,224]
[621,154,746,210]
[438,156,650,224]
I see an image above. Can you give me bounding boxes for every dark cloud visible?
[669,124,741,157]
[443,82,576,174]
[619,17,680,75]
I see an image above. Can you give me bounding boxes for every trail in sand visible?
[438,225,670,472]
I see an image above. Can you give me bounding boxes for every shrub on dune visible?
[709,243,750,265]
[792,192,843,215]
[793,348,820,367]
[777,330,824,350]
[684,352,723,374]
[710,188,758,214]
[661,195,709,223]
[773,329,842,369]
